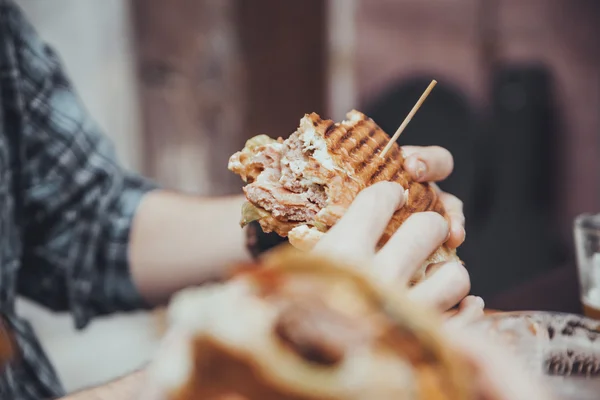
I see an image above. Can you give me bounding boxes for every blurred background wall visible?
[9,0,600,394]
[354,0,600,305]
[357,0,600,236]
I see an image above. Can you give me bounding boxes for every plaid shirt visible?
[0,1,157,398]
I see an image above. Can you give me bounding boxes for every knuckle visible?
[439,193,464,218]
[446,194,464,210]
[399,146,410,158]
[456,196,464,208]
[358,182,403,210]
[354,188,380,211]
[447,262,471,295]
[448,210,465,225]
[409,212,449,238]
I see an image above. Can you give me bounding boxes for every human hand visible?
[402,145,465,248]
[312,181,478,316]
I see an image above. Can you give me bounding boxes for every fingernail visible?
[415,160,427,181]
[381,182,406,210]
[377,181,403,193]
[400,147,408,159]
[475,296,485,309]
[397,188,409,210]
[387,181,405,196]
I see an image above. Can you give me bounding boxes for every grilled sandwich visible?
[229,110,461,284]
[151,247,473,400]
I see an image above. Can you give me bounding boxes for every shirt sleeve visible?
[5,3,159,329]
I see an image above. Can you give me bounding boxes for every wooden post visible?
[236,0,327,137]
[131,0,243,195]
[131,0,327,195]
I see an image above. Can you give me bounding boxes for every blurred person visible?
[0,1,469,399]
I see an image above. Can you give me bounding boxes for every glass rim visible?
[574,213,600,233]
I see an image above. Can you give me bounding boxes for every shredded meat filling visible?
[244,133,330,223]
[280,134,329,208]
[245,186,319,222]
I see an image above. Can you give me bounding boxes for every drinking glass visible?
[574,213,600,319]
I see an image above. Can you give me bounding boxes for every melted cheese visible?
[282,156,308,175]
[301,123,336,171]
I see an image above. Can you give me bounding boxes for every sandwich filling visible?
[229,114,360,238]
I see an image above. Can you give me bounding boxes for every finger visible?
[408,261,470,312]
[430,183,465,248]
[444,296,485,330]
[374,212,449,283]
[314,182,406,258]
[442,296,479,320]
[438,191,465,248]
[402,145,454,182]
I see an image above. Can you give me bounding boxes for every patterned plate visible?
[472,311,600,399]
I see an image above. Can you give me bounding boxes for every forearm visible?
[61,371,143,400]
[129,191,251,304]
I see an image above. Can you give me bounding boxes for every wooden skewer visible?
[380,79,438,158]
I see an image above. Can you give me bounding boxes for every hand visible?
[402,145,465,249]
[312,182,478,316]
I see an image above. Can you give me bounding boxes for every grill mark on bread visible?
[347,126,376,156]
[391,164,404,181]
[332,130,353,152]
[352,124,399,179]
[320,120,344,143]
[324,121,337,138]
[384,148,404,182]
[388,146,401,161]
[407,185,435,211]
[369,153,399,183]
[355,135,388,174]
[308,113,322,128]
[369,163,388,182]
[354,139,385,173]
[333,120,365,151]
[350,136,370,155]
